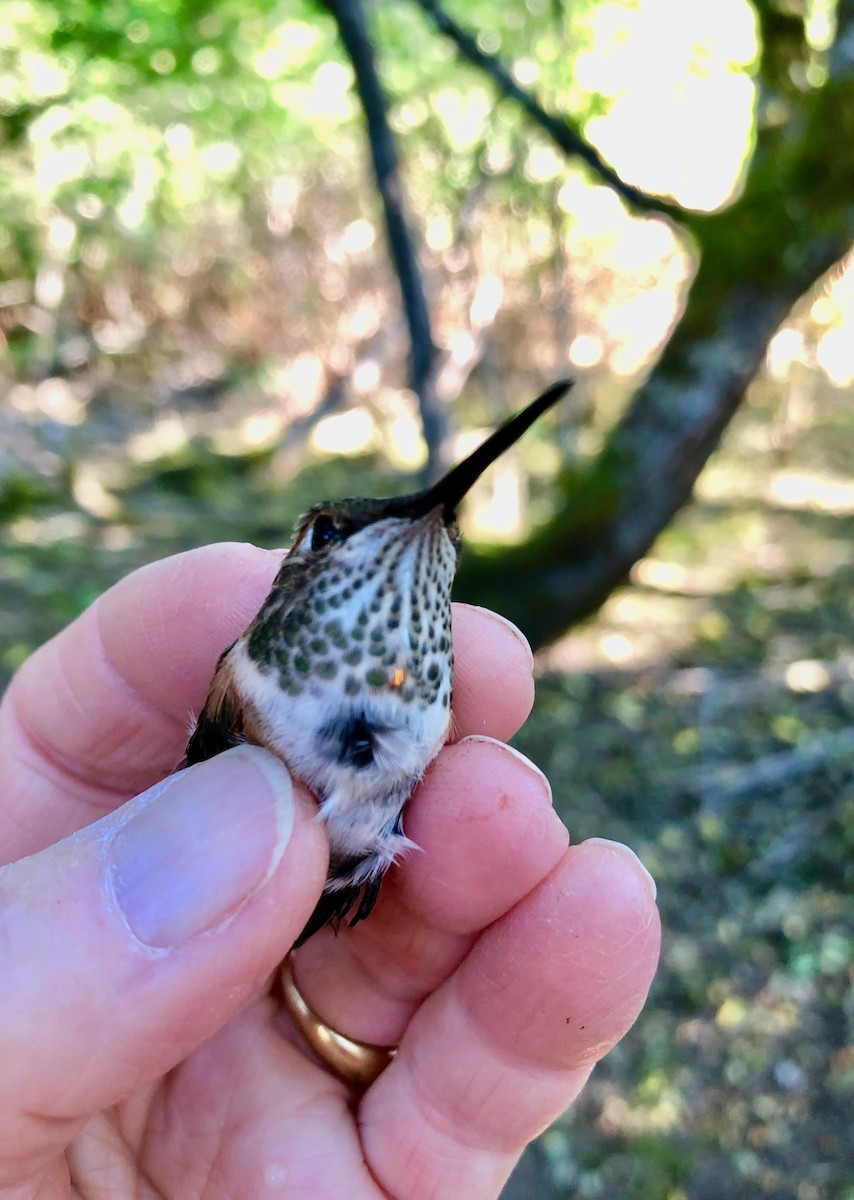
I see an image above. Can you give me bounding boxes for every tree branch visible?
[410,0,682,219]
[457,2,854,647]
[322,0,448,478]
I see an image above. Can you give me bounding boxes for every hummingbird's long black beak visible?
[418,377,573,521]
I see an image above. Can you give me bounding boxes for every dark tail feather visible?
[293,875,383,948]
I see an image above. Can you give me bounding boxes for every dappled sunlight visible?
[767,254,854,392]
[268,353,326,416]
[632,556,736,596]
[700,454,854,520]
[71,465,121,519]
[280,60,355,123]
[1,0,849,575]
[311,406,377,456]
[127,416,191,464]
[812,256,854,386]
[307,392,426,470]
[577,0,758,210]
[7,510,90,546]
[815,325,854,387]
[783,659,833,693]
[9,377,84,424]
[464,457,523,538]
[598,1083,685,1136]
[541,589,705,672]
[385,404,426,469]
[237,412,285,449]
[431,85,493,149]
[0,0,808,466]
[769,469,854,516]
[555,178,691,376]
[252,19,322,80]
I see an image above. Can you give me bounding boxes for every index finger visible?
[0,544,534,862]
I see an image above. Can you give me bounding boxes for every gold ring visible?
[279,956,397,1089]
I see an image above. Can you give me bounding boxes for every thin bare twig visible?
[322,0,448,479]
[411,0,682,220]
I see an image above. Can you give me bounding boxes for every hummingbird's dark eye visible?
[309,514,339,551]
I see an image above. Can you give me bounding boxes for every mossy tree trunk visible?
[453,0,854,648]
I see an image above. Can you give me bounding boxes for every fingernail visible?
[460,604,534,670]
[107,746,294,948]
[458,734,552,798]
[582,838,657,901]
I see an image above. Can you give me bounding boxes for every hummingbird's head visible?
[286,375,573,566]
[248,378,572,711]
[288,494,458,562]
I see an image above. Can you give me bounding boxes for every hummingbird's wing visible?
[182,645,247,768]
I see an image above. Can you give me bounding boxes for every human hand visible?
[0,542,660,1199]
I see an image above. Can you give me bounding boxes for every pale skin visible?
[0,542,661,1200]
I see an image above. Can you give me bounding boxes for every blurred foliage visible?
[1,2,853,1199]
[0,0,608,384]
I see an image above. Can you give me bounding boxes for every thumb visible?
[0,745,327,1179]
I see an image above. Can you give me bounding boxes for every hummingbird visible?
[183,379,572,945]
